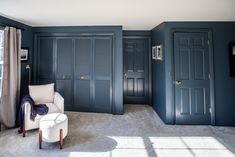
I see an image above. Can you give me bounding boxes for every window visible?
[0,29,4,95]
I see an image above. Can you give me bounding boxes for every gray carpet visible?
[0,105,235,157]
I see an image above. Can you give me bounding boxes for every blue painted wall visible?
[123,30,151,36]
[0,16,33,97]
[152,22,235,126]
[33,26,123,114]
[151,23,167,122]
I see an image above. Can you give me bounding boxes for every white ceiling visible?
[0,0,235,30]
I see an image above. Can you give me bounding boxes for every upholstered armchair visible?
[23,92,64,137]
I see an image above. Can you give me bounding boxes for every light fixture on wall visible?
[25,64,31,85]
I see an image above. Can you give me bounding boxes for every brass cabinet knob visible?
[80,75,85,80]
[175,80,182,85]
[62,75,65,79]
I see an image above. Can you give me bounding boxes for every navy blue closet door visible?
[174,32,211,124]
[36,35,114,113]
[37,37,54,84]
[123,38,149,104]
[93,37,113,112]
[74,37,92,111]
[55,38,73,110]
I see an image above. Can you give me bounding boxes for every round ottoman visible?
[39,113,68,149]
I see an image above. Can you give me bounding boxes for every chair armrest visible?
[54,92,64,113]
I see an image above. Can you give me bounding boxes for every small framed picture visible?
[156,45,163,60]
[229,42,235,76]
[152,45,163,60]
[152,46,157,60]
[232,45,235,55]
[20,48,28,61]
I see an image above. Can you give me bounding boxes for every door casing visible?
[171,29,215,125]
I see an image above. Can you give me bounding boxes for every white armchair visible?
[23,92,64,137]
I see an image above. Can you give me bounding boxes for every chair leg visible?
[39,129,42,149]
[22,124,26,137]
[60,129,63,149]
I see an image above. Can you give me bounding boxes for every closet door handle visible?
[80,75,85,80]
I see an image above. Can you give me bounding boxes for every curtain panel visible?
[0,27,21,128]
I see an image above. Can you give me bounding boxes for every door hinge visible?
[209,107,212,113]
[207,40,210,45]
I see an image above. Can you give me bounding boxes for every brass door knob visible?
[80,75,85,80]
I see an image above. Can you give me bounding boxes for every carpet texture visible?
[0,105,235,157]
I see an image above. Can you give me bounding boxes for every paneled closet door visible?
[93,37,113,112]
[36,37,55,84]
[74,37,93,111]
[36,34,114,113]
[55,38,73,110]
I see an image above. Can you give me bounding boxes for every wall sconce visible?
[25,64,31,85]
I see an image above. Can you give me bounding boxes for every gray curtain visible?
[0,27,21,128]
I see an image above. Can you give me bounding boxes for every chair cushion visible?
[33,103,61,121]
[29,83,54,104]
[46,103,61,113]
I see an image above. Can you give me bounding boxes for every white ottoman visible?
[39,113,68,149]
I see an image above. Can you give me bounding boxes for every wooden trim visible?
[208,31,216,126]
[60,129,63,149]
[34,32,115,38]
[39,129,42,149]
